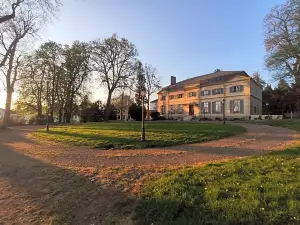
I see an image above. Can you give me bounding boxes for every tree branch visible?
[0,0,25,24]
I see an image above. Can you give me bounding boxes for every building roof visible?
[150,99,158,103]
[159,70,249,93]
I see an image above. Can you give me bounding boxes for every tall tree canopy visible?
[134,60,146,106]
[277,78,290,91]
[252,72,266,88]
[264,0,300,84]
[91,34,137,120]
[16,41,91,124]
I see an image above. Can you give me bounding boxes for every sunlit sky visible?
[0,0,285,109]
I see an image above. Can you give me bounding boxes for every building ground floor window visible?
[177,104,184,114]
[161,105,166,114]
[230,99,244,114]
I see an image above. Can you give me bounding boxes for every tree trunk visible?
[68,97,74,123]
[147,94,150,120]
[65,100,72,123]
[2,89,13,127]
[65,113,71,123]
[104,91,113,121]
[37,102,43,121]
[58,108,63,124]
[120,91,124,120]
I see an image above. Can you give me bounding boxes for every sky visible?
[0,0,285,108]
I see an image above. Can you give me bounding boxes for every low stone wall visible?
[250,115,283,120]
[162,114,284,121]
[284,112,300,118]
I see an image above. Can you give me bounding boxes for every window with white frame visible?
[177,104,183,114]
[204,102,209,113]
[161,105,166,114]
[230,85,244,93]
[233,100,241,113]
[215,101,221,113]
[201,90,211,96]
[169,95,175,99]
[212,88,223,95]
[161,96,166,100]
[177,93,184,98]
[169,105,175,113]
[188,92,197,97]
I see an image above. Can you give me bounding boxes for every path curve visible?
[0,123,298,224]
[0,123,298,168]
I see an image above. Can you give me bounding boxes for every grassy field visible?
[32,122,245,149]
[135,120,300,225]
[249,119,300,132]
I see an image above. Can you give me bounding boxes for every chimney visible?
[171,76,176,85]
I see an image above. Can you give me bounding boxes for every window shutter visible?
[240,100,244,114]
[230,87,233,93]
[240,86,244,92]
[221,88,224,94]
[230,100,233,113]
[212,102,216,114]
[208,90,211,95]
[200,102,204,112]
[208,102,211,114]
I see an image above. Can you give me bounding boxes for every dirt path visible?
[0,123,298,224]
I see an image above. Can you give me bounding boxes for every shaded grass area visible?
[249,119,300,132]
[31,122,245,149]
[135,145,300,225]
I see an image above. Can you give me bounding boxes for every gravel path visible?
[0,123,298,224]
[2,123,297,167]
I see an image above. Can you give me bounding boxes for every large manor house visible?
[157,71,262,119]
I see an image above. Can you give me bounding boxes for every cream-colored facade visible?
[157,71,262,119]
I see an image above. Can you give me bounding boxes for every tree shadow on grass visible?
[0,139,136,224]
[36,130,195,149]
[49,124,240,134]
[134,188,291,225]
[134,151,300,225]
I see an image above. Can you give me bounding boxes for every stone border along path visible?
[0,123,298,224]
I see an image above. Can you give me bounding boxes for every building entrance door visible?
[189,104,194,115]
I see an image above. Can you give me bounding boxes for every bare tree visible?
[0,0,61,25]
[264,0,300,84]
[0,12,37,127]
[91,34,137,121]
[144,64,161,120]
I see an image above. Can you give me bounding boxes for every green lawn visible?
[249,119,300,132]
[135,120,300,225]
[31,122,245,149]
[136,146,300,225]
